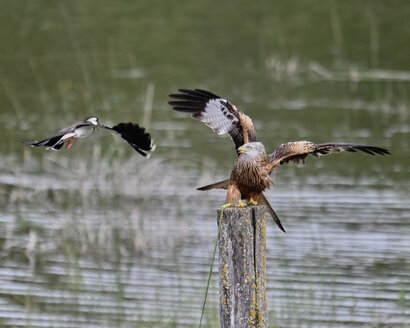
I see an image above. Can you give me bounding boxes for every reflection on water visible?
[1,153,409,327]
[0,0,409,327]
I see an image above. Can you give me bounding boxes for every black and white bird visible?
[22,116,155,157]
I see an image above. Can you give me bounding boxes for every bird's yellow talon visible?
[236,201,248,207]
[249,198,258,206]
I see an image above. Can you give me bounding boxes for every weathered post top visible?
[217,205,267,328]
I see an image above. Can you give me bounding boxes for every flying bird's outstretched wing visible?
[268,141,390,171]
[102,123,155,157]
[168,89,256,154]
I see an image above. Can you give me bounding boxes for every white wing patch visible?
[198,99,239,135]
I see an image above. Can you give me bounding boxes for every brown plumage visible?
[169,89,390,233]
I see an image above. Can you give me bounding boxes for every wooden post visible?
[217,206,267,328]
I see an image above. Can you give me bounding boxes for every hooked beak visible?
[238,145,248,154]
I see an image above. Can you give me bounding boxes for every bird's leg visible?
[222,201,249,209]
[249,197,258,206]
[64,138,71,149]
[230,199,258,207]
[236,201,248,207]
[66,137,78,149]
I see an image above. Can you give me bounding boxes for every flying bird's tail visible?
[22,137,64,150]
[259,193,286,233]
[197,179,229,191]
[22,140,44,147]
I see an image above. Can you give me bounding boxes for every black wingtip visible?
[264,205,286,233]
[374,147,391,155]
[168,89,220,107]
[111,122,155,157]
[274,216,286,233]
[279,223,286,233]
[259,193,286,233]
[353,145,391,156]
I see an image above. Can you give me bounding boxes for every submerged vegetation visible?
[1,148,198,261]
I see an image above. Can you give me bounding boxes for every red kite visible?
[169,89,390,232]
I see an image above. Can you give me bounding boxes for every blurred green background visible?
[0,1,409,327]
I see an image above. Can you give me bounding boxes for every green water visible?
[0,1,409,327]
